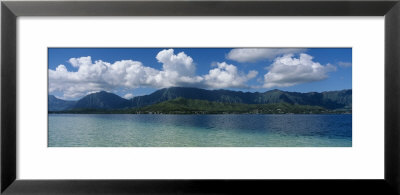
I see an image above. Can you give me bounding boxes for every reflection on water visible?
[48,114,352,147]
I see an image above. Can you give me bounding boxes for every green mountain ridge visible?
[51,97,351,114]
[131,97,350,114]
[48,87,352,113]
[73,91,131,110]
[48,95,77,111]
[128,87,352,109]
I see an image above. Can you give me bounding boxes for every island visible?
[49,87,352,114]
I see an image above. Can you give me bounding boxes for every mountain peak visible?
[73,91,129,110]
[164,86,199,91]
[266,89,285,93]
[49,87,352,111]
[48,95,76,111]
[270,89,282,92]
[90,91,110,95]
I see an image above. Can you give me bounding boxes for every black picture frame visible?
[1,0,400,194]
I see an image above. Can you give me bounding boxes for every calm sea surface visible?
[48,114,352,147]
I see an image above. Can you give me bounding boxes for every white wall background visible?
[17,17,384,179]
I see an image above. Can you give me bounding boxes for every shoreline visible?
[48,112,352,115]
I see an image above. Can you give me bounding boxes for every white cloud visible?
[69,56,92,67]
[263,53,336,88]
[226,48,306,63]
[203,62,258,88]
[49,49,258,99]
[49,58,164,99]
[156,49,196,77]
[123,93,134,99]
[338,61,352,67]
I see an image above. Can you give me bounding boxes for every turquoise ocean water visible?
[48,114,352,147]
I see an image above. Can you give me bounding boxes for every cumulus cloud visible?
[263,53,336,88]
[338,61,352,67]
[69,56,92,67]
[226,48,306,63]
[156,49,196,77]
[203,62,258,88]
[49,49,258,99]
[49,57,160,99]
[123,93,134,99]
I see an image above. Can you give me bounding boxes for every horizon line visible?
[49,87,353,101]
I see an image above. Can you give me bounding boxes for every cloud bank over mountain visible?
[226,48,306,63]
[263,53,336,88]
[49,48,339,99]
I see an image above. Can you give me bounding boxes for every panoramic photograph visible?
[48,48,352,147]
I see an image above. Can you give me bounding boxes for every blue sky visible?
[48,48,352,100]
